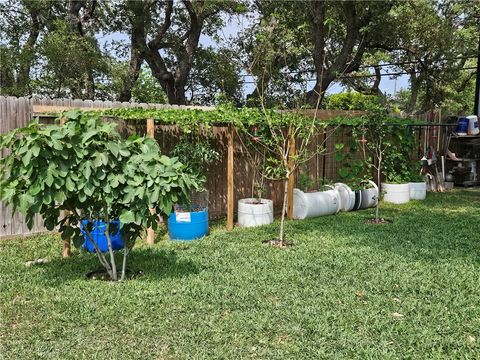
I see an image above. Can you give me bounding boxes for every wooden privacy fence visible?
[1,96,364,238]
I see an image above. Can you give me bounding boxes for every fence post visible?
[227,124,234,230]
[146,118,155,245]
[287,132,295,220]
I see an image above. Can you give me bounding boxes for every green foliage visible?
[0,110,197,279]
[382,128,416,184]
[188,46,243,106]
[324,92,382,111]
[409,160,427,183]
[39,20,109,98]
[101,105,319,132]
[170,134,220,190]
[131,68,167,104]
[335,137,365,189]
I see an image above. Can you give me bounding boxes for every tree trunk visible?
[376,158,381,221]
[406,70,420,114]
[279,177,289,245]
[118,47,143,102]
[104,219,117,281]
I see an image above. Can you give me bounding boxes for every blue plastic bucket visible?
[168,210,209,241]
[81,219,124,253]
[455,117,469,135]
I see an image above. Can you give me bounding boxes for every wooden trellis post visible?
[287,132,296,220]
[227,124,234,230]
[146,118,155,245]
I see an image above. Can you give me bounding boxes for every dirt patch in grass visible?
[365,218,393,225]
[262,239,294,247]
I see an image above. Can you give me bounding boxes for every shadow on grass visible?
[35,247,200,285]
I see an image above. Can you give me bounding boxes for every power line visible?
[240,66,478,84]
[239,53,479,79]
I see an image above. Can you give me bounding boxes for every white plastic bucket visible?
[382,183,410,204]
[334,183,355,211]
[238,198,273,227]
[467,115,479,135]
[409,182,427,200]
[292,188,341,220]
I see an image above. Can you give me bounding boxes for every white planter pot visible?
[238,198,273,227]
[292,188,341,220]
[409,182,427,200]
[334,183,355,211]
[382,183,410,204]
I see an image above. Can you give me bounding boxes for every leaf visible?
[62,109,81,120]
[54,191,66,204]
[72,233,84,248]
[29,183,42,196]
[18,193,33,214]
[83,162,92,180]
[31,144,41,157]
[93,152,105,168]
[119,210,135,224]
[61,226,74,240]
[22,150,32,166]
[150,187,160,203]
[65,177,75,192]
[107,142,120,157]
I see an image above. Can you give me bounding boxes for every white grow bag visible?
[382,183,410,204]
[238,198,274,227]
[409,182,427,200]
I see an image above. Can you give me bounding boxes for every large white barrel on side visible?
[360,180,379,209]
[292,188,341,220]
[334,183,355,212]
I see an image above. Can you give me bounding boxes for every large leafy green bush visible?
[0,110,197,280]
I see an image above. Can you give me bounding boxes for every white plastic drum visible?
[292,188,341,220]
[360,180,379,209]
[334,183,355,211]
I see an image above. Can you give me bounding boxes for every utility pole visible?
[474,32,480,116]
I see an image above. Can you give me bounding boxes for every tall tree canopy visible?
[0,0,478,112]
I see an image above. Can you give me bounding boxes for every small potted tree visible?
[168,133,219,240]
[381,136,412,205]
[0,110,197,281]
[238,147,274,228]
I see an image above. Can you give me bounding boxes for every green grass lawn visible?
[1,190,479,359]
